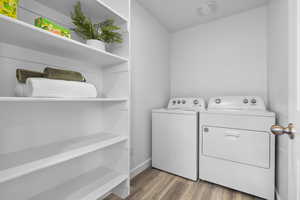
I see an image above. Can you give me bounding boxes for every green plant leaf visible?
[71,2,95,40]
[71,2,123,44]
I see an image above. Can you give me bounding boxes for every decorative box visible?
[0,0,19,18]
[35,17,71,39]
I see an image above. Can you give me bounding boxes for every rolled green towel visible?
[16,69,44,83]
[44,67,86,82]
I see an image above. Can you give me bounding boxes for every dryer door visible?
[202,126,270,168]
[152,111,198,180]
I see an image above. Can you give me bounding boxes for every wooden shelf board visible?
[35,0,128,25]
[0,14,128,66]
[30,167,128,200]
[0,97,128,102]
[0,133,128,183]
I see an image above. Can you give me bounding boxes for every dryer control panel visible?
[208,96,266,110]
[167,97,206,111]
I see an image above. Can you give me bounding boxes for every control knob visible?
[251,98,257,104]
[215,98,221,104]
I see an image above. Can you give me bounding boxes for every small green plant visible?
[71,2,123,44]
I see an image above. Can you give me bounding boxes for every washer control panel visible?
[168,97,206,110]
[208,96,266,110]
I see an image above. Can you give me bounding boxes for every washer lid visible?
[152,108,197,115]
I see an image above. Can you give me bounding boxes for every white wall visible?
[170,6,268,101]
[267,0,289,199]
[131,1,170,174]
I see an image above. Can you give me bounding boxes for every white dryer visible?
[152,97,205,181]
[199,96,275,200]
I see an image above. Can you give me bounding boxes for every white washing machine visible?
[199,96,275,200]
[152,97,205,181]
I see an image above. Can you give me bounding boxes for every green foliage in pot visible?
[71,2,123,44]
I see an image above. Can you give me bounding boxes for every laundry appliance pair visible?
[152,96,275,200]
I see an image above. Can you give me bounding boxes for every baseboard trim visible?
[276,190,281,200]
[130,159,151,179]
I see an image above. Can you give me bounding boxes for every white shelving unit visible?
[30,167,128,200]
[0,97,128,102]
[0,133,127,183]
[0,0,131,199]
[0,15,128,66]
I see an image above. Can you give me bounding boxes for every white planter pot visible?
[86,40,106,51]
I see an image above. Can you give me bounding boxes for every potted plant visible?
[71,2,123,51]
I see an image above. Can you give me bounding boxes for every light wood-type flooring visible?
[105,168,261,200]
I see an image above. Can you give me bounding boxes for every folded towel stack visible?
[15,78,97,98]
[15,67,97,98]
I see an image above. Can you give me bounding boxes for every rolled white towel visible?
[15,78,98,98]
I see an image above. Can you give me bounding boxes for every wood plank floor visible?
[105,168,259,200]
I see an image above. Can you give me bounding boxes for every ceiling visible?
[137,0,269,32]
